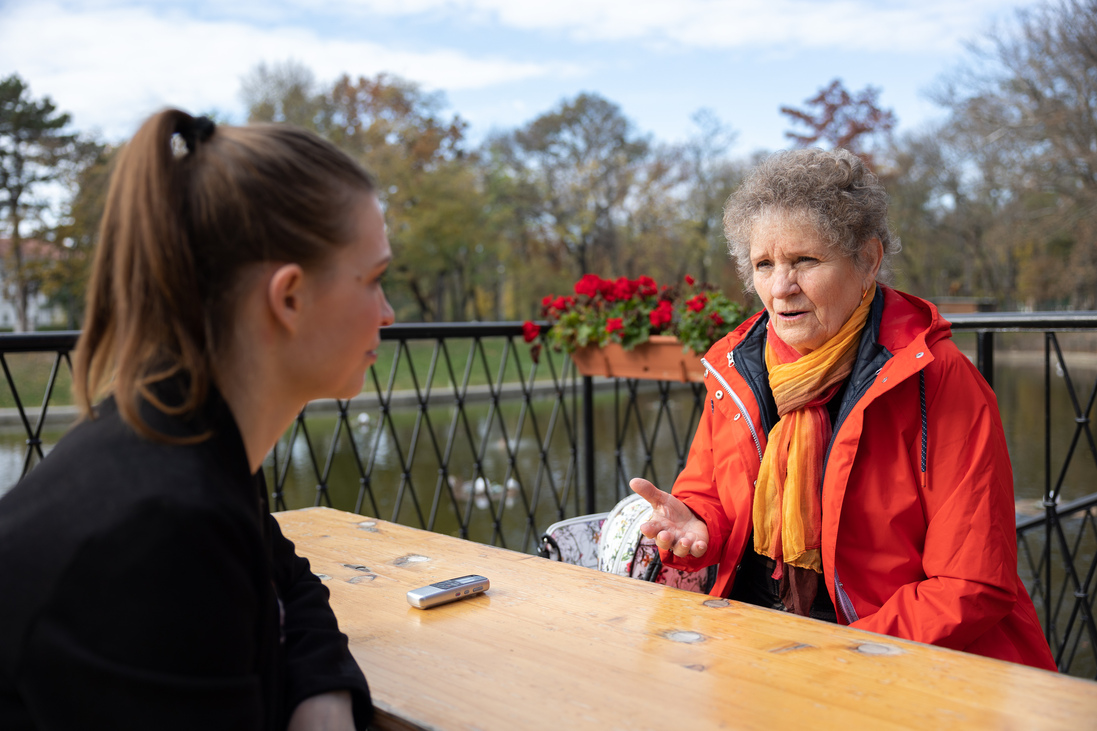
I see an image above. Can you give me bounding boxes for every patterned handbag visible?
[597,493,716,594]
[538,512,609,570]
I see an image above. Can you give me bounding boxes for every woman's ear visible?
[865,237,884,282]
[267,263,306,334]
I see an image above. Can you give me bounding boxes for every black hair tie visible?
[177,115,216,153]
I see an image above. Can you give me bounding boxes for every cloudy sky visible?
[1,0,1034,153]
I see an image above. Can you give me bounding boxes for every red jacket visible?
[663,286,1056,670]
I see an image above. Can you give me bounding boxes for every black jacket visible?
[0,387,372,730]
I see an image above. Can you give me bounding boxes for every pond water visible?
[995,354,1097,512]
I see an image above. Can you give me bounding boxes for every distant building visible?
[0,238,66,331]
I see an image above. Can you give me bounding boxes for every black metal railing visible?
[947,313,1097,678]
[0,331,79,480]
[1,313,1096,678]
[265,323,583,553]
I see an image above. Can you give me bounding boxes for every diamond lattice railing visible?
[265,324,583,553]
[607,378,705,505]
[1012,332,1097,678]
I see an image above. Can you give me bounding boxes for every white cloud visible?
[0,0,1031,149]
[0,0,568,139]
[285,0,1024,53]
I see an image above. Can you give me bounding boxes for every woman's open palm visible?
[629,478,709,558]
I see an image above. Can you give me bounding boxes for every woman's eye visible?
[754,261,771,271]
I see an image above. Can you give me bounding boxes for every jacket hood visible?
[876,286,952,353]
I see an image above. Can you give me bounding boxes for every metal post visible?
[1044,333,1054,645]
[976,330,995,389]
[583,375,596,514]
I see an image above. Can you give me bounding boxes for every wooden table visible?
[275,507,1097,730]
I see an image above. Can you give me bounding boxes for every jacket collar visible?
[100,375,254,484]
[706,285,949,434]
[718,287,889,433]
[832,288,890,439]
[728,314,777,432]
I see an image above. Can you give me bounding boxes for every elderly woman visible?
[630,148,1055,670]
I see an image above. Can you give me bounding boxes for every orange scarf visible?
[752,284,875,613]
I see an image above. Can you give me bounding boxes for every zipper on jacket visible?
[833,569,859,624]
[701,357,763,464]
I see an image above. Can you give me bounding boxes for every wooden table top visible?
[275,507,1097,730]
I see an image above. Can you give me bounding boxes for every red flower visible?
[574,274,602,298]
[709,312,725,326]
[687,294,708,313]
[685,274,696,286]
[613,276,639,301]
[598,277,618,302]
[637,275,657,297]
[605,317,624,334]
[649,300,673,329]
[522,321,541,343]
[553,296,568,311]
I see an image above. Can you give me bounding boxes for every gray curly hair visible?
[723,147,900,292]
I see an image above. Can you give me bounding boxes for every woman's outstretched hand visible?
[629,478,709,558]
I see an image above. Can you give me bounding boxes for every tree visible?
[930,0,1097,308]
[241,60,326,130]
[317,73,467,167]
[243,64,497,321]
[618,144,690,280]
[319,73,487,321]
[480,134,564,319]
[678,109,746,292]
[0,74,78,331]
[46,140,113,327]
[781,79,896,168]
[494,93,650,278]
[879,0,1097,308]
[884,130,957,296]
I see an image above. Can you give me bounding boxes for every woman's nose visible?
[770,267,800,298]
[381,295,396,327]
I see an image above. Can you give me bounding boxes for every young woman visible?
[0,110,394,729]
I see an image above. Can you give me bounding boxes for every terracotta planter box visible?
[570,335,705,382]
